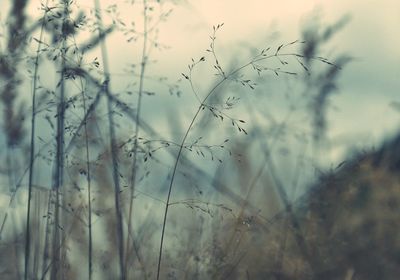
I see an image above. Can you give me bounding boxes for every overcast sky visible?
[100,0,400,152]
[11,0,400,158]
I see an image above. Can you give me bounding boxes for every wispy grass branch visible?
[156,25,339,278]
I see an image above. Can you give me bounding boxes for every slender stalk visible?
[40,199,88,280]
[125,0,148,276]
[50,1,69,278]
[32,190,44,279]
[50,190,61,280]
[83,87,93,280]
[70,25,94,279]
[106,78,125,280]
[93,0,125,278]
[158,73,233,277]
[78,61,93,280]
[41,191,52,278]
[25,3,48,279]
[157,68,232,278]
[156,101,204,280]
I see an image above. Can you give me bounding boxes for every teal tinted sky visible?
[17,0,400,161]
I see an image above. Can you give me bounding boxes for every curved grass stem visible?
[155,37,321,278]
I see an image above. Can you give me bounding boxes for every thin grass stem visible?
[93,0,125,278]
[25,3,48,279]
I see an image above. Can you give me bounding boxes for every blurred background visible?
[0,0,399,279]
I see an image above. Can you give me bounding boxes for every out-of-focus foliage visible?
[0,1,399,279]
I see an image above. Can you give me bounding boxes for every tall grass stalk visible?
[126,0,149,276]
[50,0,70,277]
[41,191,52,278]
[74,39,94,279]
[94,0,125,278]
[67,15,95,279]
[82,67,94,280]
[25,3,48,279]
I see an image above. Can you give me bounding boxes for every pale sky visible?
[104,0,400,155]
[5,0,400,160]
